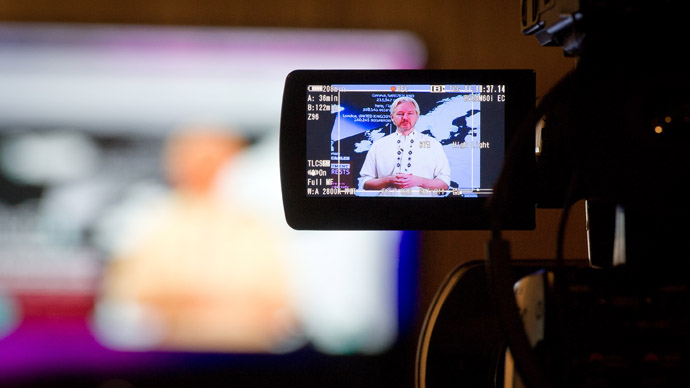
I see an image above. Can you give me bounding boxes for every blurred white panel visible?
[0,23,426,134]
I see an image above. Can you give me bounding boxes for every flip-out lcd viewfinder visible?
[280,70,535,230]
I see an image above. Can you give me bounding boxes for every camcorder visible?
[280,1,690,387]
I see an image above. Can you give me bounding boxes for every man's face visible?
[391,101,418,132]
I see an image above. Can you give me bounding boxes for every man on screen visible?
[358,96,451,194]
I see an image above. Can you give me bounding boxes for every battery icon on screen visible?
[308,85,324,92]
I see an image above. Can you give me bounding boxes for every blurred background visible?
[0,1,584,387]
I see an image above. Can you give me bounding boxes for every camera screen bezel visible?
[280,69,535,230]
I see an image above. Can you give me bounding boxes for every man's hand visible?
[393,173,448,190]
[392,173,422,188]
[363,173,448,190]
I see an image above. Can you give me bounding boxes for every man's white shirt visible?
[358,130,450,195]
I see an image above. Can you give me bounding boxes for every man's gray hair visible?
[390,96,420,116]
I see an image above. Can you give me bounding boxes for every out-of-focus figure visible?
[93,125,300,353]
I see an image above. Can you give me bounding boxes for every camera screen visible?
[305,83,505,198]
[280,70,535,230]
